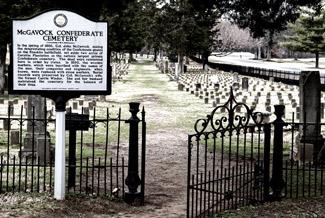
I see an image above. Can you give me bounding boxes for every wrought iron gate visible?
[187,87,325,217]
[187,89,271,217]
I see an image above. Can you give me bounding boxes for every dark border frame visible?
[9,9,111,96]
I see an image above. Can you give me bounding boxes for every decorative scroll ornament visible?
[194,87,265,134]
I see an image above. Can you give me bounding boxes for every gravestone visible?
[22,95,50,163]
[99,95,106,101]
[233,73,239,82]
[178,83,184,91]
[37,136,51,163]
[10,130,19,145]
[88,102,95,110]
[9,106,14,116]
[66,107,72,113]
[83,107,90,115]
[112,64,116,77]
[296,107,300,120]
[299,71,323,162]
[73,102,78,110]
[242,77,249,90]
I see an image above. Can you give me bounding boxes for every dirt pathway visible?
[106,59,213,218]
[0,59,213,218]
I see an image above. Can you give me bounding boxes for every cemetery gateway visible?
[11,10,109,94]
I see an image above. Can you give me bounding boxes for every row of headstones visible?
[112,63,130,81]
[155,59,204,76]
[158,62,325,162]
[173,66,318,121]
[181,76,298,114]
[0,96,104,163]
[156,61,325,124]
[0,94,112,163]
[0,95,107,119]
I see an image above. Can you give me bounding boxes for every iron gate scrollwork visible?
[187,87,271,217]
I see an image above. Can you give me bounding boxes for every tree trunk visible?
[266,31,274,61]
[202,54,209,70]
[315,51,319,68]
[129,52,134,62]
[153,49,158,62]
[159,50,163,59]
[0,45,7,94]
[185,56,190,64]
[257,46,262,60]
[176,53,184,81]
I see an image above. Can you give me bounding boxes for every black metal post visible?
[186,135,192,218]
[263,123,271,201]
[270,105,285,200]
[124,102,141,203]
[140,106,146,204]
[68,129,76,188]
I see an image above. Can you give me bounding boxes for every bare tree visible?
[216,20,265,58]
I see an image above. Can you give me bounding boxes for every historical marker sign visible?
[10,10,110,95]
[11,10,110,201]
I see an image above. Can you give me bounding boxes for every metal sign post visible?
[46,95,78,200]
[55,107,65,200]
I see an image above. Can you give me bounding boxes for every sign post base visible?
[43,95,79,200]
[54,110,65,200]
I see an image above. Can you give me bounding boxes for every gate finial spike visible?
[141,106,146,120]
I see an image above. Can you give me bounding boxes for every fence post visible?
[140,106,146,204]
[263,123,271,201]
[270,105,285,200]
[124,102,141,203]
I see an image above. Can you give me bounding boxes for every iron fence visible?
[0,102,146,202]
[187,88,325,217]
[190,56,325,90]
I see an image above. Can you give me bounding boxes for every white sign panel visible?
[12,10,108,92]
